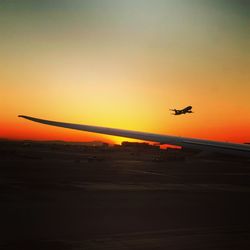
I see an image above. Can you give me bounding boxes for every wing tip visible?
[18,115,30,119]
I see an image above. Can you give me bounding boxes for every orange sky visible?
[1,1,250,144]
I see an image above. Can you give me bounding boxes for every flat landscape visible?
[0,140,250,249]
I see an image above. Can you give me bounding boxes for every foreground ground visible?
[0,140,250,249]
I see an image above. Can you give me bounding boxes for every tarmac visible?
[0,140,250,249]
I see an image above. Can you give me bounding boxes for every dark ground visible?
[0,140,250,249]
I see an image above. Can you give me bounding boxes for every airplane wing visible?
[18,115,250,157]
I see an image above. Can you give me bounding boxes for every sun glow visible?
[1,1,250,144]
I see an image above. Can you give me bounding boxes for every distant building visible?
[121,141,160,151]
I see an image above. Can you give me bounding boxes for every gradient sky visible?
[1,0,250,144]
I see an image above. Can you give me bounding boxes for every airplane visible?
[18,115,250,158]
[170,106,193,115]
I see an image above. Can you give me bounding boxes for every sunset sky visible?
[1,0,250,144]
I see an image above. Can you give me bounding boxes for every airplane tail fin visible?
[169,109,177,115]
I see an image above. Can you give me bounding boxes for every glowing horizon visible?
[1,0,250,144]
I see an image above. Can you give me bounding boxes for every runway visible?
[0,140,250,249]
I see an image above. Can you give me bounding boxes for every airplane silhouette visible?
[18,115,250,157]
[170,106,193,115]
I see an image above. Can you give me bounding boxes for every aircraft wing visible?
[18,115,250,157]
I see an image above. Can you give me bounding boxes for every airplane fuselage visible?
[171,106,193,115]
